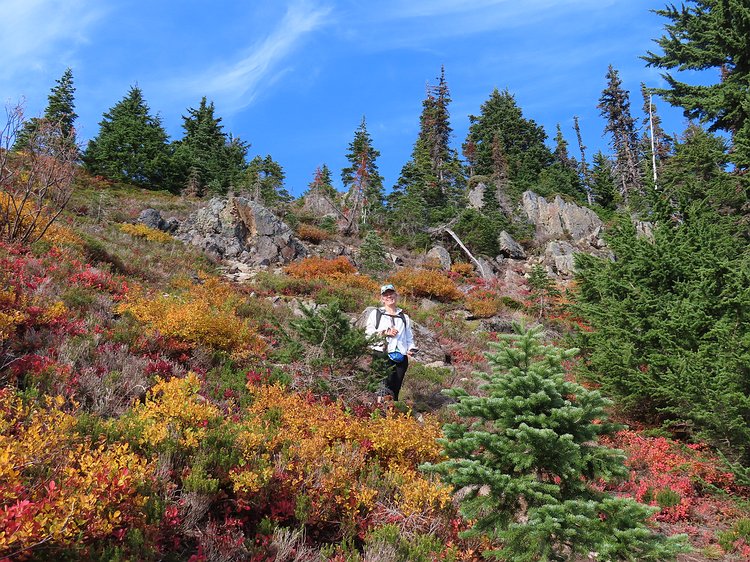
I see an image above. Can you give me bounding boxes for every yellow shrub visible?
[450,262,475,277]
[119,223,173,243]
[389,467,452,516]
[390,268,463,302]
[117,275,267,358]
[0,391,151,555]
[124,373,221,451]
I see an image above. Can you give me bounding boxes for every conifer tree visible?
[598,66,642,204]
[307,164,337,198]
[537,124,585,201]
[643,0,750,169]
[15,68,78,154]
[464,88,552,195]
[83,86,173,188]
[173,97,248,194]
[359,230,390,273]
[245,155,290,206]
[590,151,618,210]
[423,324,687,561]
[342,116,385,226]
[390,67,464,234]
[527,265,560,318]
[573,116,594,205]
[640,83,672,189]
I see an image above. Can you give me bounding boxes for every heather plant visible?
[423,323,688,561]
[296,223,331,244]
[284,256,356,279]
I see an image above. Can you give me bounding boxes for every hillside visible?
[0,174,748,561]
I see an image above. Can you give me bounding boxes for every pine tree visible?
[464,88,552,196]
[15,68,78,154]
[527,265,560,318]
[590,151,618,210]
[245,155,290,206]
[83,85,173,188]
[342,116,385,227]
[390,67,464,234]
[537,124,585,202]
[359,230,390,273]
[422,323,687,561]
[307,164,337,198]
[643,0,750,169]
[598,66,642,204]
[573,116,594,205]
[173,97,248,194]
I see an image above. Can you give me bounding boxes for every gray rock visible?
[175,197,306,266]
[521,191,603,242]
[426,246,451,270]
[498,231,526,259]
[138,208,163,230]
[544,240,577,276]
[298,189,341,219]
[467,182,486,209]
[475,257,496,279]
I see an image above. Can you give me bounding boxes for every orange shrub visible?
[465,288,502,318]
[284,256,356,279]
[390,268,463,302]
[117,274,267,359]
[450,262,475,277]
[0,390,151,556]
[296,224,331,244]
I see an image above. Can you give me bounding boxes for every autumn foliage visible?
[390,267,463,302]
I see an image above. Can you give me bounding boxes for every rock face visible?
[467,182,486,209]
[498,231,526,259]
[426,246,451,270]
[298,189,341,220]
[175,197,306,266]
[521,191,603,243]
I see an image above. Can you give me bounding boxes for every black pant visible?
[373,351,409,400]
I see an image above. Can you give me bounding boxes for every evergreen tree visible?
[527,265,560,318]
[573,116,594,205]
[643,0,750,169]
[640,83,672,189]
[423,324,687,561]
[574,199,750,463]
[246,155,290,206]
[598,66,642,204]
[342,116,385,226]
[537,124,585,202]
[590,151,618,210]
[173,97,248,194]
[463,88,552,196]
[15,68,78,154]
[359,230,390,273]
[83,86,173,188]
[390,67,464,234]
[307,164,337,198]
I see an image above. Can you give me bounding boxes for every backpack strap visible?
[375,308,407,329]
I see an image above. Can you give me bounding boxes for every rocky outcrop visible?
[298,189,341,220]
[498,231,526,259]
[467,182,486,210]
[175,197,306,266]
[137,209,179,233]
[521,191,603,243]
[426,246,451,270]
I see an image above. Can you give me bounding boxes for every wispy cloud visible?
[173,1,332,112]
[0,0,102,84]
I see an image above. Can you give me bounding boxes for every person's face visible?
[381,290,397,304]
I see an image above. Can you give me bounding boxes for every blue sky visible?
[1,0,705,196]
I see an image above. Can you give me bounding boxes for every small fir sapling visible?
[422,323,688,561]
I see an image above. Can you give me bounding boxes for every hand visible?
[407,348,418,356]
[384,327,398,337]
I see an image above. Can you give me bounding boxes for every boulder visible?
[175,197,306,266]
[475,257,496,279]
[544,240,577,276]
[467,182,486,209]
[298,189,341,219]
[138,208,179,233]
[521,191,603,242]
[426,246,451,270]
[498,231,526,259]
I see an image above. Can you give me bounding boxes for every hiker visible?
[365,284,417,401]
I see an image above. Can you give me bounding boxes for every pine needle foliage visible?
[422,323,687,561]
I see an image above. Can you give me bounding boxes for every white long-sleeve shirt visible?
[365,307,415,354]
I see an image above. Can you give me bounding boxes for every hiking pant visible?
[373,351,408,400]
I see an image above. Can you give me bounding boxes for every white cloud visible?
[0,0,102,81]
[174,0,332,112]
